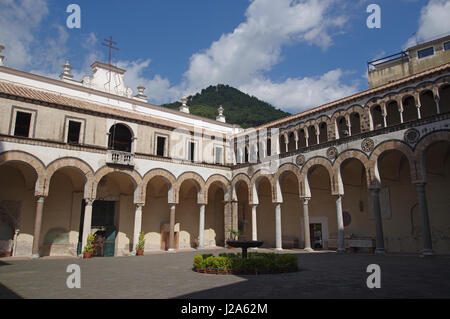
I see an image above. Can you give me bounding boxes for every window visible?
[444,42,450,51]
[156,136,166,157]
[417,47,434,59]
[14,111,31,137]
[67,121,81,144]
[215,147,223,165]
[188,141,195,162]
[108,124,132,152]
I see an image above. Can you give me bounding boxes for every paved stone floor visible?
[0,249,449,299]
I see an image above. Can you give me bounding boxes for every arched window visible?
[319,122,328,143]
[337,116,349,138]
[440,85,450,114]
[420,90,437,118]
[371,105,383,129]
[386,101,401,126]
[308,126,317,146]
[108,124,132,152]
[266,138,272,157]
[298,129,307,149]
[350,112,361,135]
[288,132,296,152]
[403,96,418,122]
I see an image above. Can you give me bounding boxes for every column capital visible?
[300,197,311,203]
[35,195,46,202]
[135,203,145,209]
[84,198,95,206]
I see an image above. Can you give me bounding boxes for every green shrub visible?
[205,256,216,269]
[193,255,203,268]
[193,253,298,274]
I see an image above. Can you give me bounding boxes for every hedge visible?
[192,252,298,275]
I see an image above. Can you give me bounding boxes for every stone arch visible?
[414,130,450,182]
[142,168,177,204]
[368,140,417,187]
[205,174,231,203]
[0,151,46,196]
[231,173,252,203]
[273,163,301,203]
[92,166,143,203]
[333,150,370,192]
[250,170,275,204]
[175,172,206,204]
[300,157,337,196]
[44,157,95,198]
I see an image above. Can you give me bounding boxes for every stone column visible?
[231,201,238,233]
[335,195,345,253]
[275,203,282,250]
[416,103,422,119]
[31,196,45,258]
[251,204,258,241]
[132,203,143,254]
[435,95,440,114]
[198,204,205,249]
[370,188,386,254]
[398,99,404,123]
[415,183,434,255]
[168,203,176,252]
[81,199,94,256]
[302,198,313,251]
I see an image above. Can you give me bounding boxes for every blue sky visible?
[1,0,449,114]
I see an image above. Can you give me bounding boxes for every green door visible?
[78,200,116,256]
[104,226,116,257]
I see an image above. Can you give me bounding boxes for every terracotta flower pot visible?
[83,252,92,259]
[137,250,144,256]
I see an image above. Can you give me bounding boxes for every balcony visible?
[106,150,135,166]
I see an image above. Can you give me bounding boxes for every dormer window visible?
[417,47,434,59]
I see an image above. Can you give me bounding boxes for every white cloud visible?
[239,69,357,113]
[0,0,359,114]
[179,0,355,113]
[118,59,183,104]
[405,0,450,48]
[0,0,49,69]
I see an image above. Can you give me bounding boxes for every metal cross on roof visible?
[102,36,119,65]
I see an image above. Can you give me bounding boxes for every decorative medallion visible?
[361,138,375,153]
[326,147,338,160]
[404,128,420,145]
[296,155,306,166]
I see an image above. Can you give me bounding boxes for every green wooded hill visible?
[160,84,290,128]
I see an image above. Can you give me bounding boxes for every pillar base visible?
[375,248,386,255]
[304,247,314,252]
[197,247,204,250]
[129,250,137,256]
[167,248,176,253]
[420,249,434,257]
[337,248,345,254]
[275,248,283,251]
[30,254,40,259]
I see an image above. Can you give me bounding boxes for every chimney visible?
[179,97,190,113]
[0,45,5,66]
[216,105,226,123]
[59,60,74,81]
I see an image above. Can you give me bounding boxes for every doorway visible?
[77,200,116,257]
[310,223,323,250]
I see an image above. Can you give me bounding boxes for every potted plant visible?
[228,229,240,240]
[136,232,145,256]
[83,233,96,259]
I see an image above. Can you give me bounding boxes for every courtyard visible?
[0,249,449,299]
